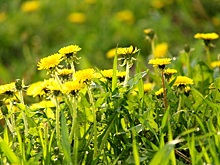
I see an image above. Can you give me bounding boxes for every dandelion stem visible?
[205,46,211,66]
[18,90,28,137]
[161,69,168,110]
[87,86,98,159]
[123,61,130,87]
[54,96,61,149]
[186,52,191,77]
[72,97,78,165]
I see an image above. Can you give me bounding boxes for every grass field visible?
[0,0,220,164]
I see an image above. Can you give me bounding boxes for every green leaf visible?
[61,111,71,163]
[149,139,183,165]
[0,138,20,164]
[45,107,55,119]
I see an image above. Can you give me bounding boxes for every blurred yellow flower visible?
[143,83,153,92]
[37,53,63,70]
[173,76,194,87]
[151,0,173,9]
[115,10,134,24]
[21,1,40,13]
[62,80,84,95]
[148,58,171,69]
[154,42,168,58]
[0,12,6,22]
[106,48,117,58]
[84,0,96,4]
[211,61,220,68]
[0,82,16,96]
[68,12,86,24]
[194,33,219,40]
[74,68,95,83]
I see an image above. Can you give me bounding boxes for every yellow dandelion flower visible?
[21,1,40,13]
[100,69,114,79]
[155,88,164,96]
[194,33,219,40]
[148,58,171,69]
[0,12,6,22]
[0,82,16,96]
[68,12,86,24]
[62,80,84,95]
[115,10,134,24]
[117,45,139,56]
[211,61,220,68]
[164,68,177,75]
[74,68,95,83]
[154,42,168,58]
[47,79,61,92]
[37,53,63,70]
[58,69,73,76]
[58,45,82,57]
[27,79,54,97]
[173,76,194,87]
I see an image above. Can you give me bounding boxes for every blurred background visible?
[0,0,220,84]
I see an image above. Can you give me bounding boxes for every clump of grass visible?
[0,30,220,165]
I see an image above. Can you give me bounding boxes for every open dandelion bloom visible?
[21,1,40,13]
[117,45,139,56]
[74,68,95,83]
[68,12,86,24]
[211,61,220,68]
[194,33,219,40]
[154,42,168,58]
[37,53,63,70]
[173,76,194,87]
[27,79,54,97]
[0,82,16,96]
[62,80,84,95]
[148,58,171,69]
[164,68,177,75]
[59,45,82,57]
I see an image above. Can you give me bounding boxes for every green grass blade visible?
[0,138,20,164]
[61,111,72,164]
[112,47,118,92]
[149,139,183,165]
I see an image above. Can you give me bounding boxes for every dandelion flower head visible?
[115,10,134,24]
[0,82,16,96]
[148,58,171,69]
[194,33,219,40]
[74,68,95,83]
[155,88,164,96]
[164,68,177,75]
[62,80,84,95]
[59,45,82,57]
[173,76,194,87]
[117,45,139,56]
[37,53,63,70]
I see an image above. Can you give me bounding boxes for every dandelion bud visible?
[15,79,23,91]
